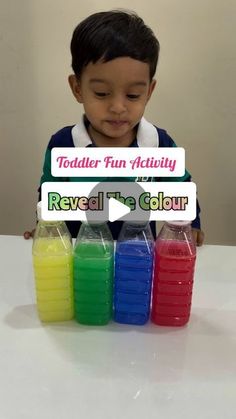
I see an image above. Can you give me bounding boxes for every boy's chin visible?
[97,128,130,140]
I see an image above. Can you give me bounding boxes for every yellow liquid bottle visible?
[32,203,74,322]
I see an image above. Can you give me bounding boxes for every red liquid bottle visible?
[151,221,196,326]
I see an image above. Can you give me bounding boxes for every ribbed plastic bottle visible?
[114,222,154,325]
[73,222,114,325]
[151,221,196,326]
[32,202,74,322]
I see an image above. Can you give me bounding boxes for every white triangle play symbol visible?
[108,197,131,222]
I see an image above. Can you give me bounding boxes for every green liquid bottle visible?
[74,222,114,325]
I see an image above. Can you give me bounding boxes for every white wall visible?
[0,0,235,244]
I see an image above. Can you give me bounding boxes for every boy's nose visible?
[109,96,127,114]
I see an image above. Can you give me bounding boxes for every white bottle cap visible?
[36,201,60,222]
[37,201,42,221]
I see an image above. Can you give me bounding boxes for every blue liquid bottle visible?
[114,222,154,325]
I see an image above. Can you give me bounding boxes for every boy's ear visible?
[68,74,83,103]
[147,79,157,102]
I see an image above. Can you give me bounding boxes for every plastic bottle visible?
[114,222,154,325]
[73,222,114,325]
[32,202,74,322]
[151,221,196,326]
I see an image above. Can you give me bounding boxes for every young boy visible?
[24,10,204,245]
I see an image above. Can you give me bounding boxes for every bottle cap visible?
[36,201,56,222]
[37,201,42,221]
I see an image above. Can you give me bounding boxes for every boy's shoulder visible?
[135,117,176,148]
[48,126,75,149]
[47,117,92,149]
[155,126,177,148]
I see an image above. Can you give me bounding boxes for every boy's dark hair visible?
[70,10,160,80]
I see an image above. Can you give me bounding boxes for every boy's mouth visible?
[106,120,128,127]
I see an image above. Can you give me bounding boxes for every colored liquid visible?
[114,240,154,325]
[151,239,196,326]
[73,241,114,325]
[33,237,74,322]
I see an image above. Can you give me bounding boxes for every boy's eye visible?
[127,94,141,100]
[94,92,108,97]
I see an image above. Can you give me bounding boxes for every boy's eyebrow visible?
[89,79,107,84]
[128,81,148,87]
[89,79,148,87]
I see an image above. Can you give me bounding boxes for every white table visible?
[0,236,236,419]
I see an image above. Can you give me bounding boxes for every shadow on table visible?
[4,305,236,382]
[4,304,42,329]
[44,308,236,382]
[5,305,236,337]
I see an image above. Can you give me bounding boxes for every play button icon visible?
[108,197,131,222]
[86,181,151,225]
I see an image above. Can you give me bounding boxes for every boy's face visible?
[69,57,156,146]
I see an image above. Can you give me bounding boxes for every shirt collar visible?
[71,114,159,147]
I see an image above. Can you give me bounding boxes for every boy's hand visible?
[192,228,204,247]
[23,229,35,240]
